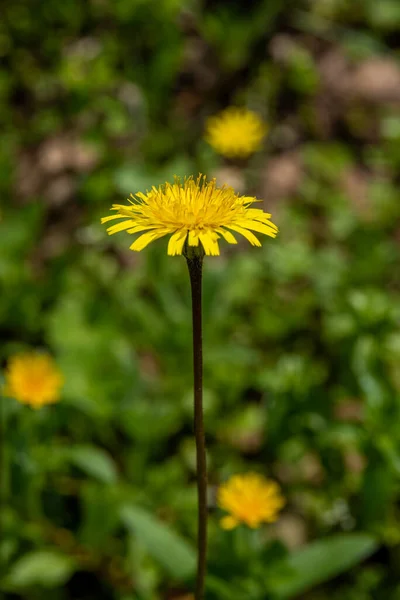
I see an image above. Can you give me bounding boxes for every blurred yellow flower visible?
[4,351,63,409]
[101,175,277,256]
[205,107,267,158]
[217,473,285,530]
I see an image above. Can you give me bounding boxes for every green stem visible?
[186,254,207,600]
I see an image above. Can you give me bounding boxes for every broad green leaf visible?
[68,445,118,484]
[267,534,378,598]
[120,504,196,579]
[2,550,76,589]
[79,483,120,546]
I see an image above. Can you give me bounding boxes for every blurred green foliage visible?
[1,0,400,598]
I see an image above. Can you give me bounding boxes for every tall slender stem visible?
[186,254,207,600]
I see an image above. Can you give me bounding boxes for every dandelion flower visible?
[101,175,277,256]
[217,473,285,530]
[4,351,63,409]
[205,107,267,158]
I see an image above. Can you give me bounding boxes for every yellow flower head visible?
[101,175,277,256]
[4,352,63,409]
[217,473,285,530]
[205,107,267,158]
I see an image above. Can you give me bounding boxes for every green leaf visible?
[2,550,76,589]
[68,445,118,484]
[79,483,120,546]
[120,504,196,579]
[360,460,395,528]
[267,534,378,598]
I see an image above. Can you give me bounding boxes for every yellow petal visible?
[126,225,160,234]
[238,220,278,238]
[217,228,237,244]
[167,230,188,256]
[245,208,272,219]
[226,225,261,246]
[188,230,200,246]
[101,214,127,224]
[240,197,263,206]
[199,232,220,256]
[107,220,136,235]
[220,516,239,530]
[130,231,166,252]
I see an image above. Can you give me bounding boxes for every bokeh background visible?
[1,0,400,598]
